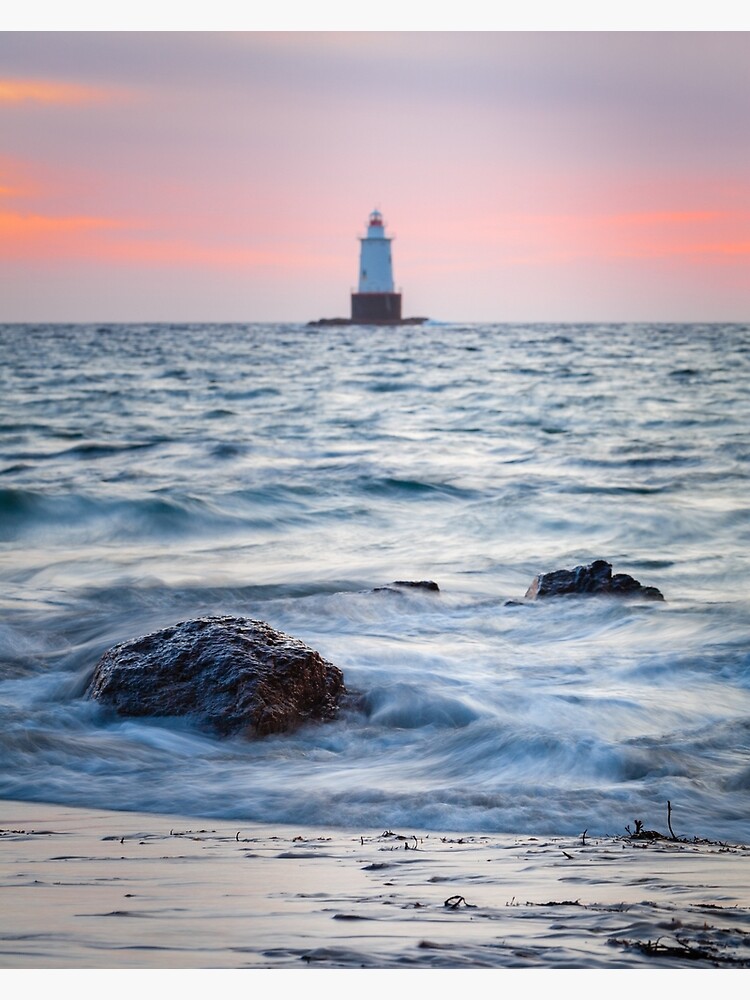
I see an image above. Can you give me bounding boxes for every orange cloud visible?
[579,212,750,262]
[0,210,345,272]
[91,238,346,271]
[467,209,750,266]
[405,207,750,277]
[0,211,124,260]
[615,241,750,259]
[520,210,725,229]
[607,211,723,226]
[0,79,119,106]
[0,211,119,235]
[0,155,44,199]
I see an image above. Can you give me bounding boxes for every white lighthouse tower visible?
[351,209,402,323]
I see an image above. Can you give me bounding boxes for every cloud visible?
[0,78,121,105]
[99,238,345,271]
[0,208,345,273]
[0,211,119,234]
[473,209,750,264]
[0,211,124,260]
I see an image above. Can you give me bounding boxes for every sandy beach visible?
[2,799,750,971]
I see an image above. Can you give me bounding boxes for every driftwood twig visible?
[667,800,677,840]
[444,895,475,909]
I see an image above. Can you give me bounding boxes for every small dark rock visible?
[373,580,440,594]
[525,560,664,602]
[87,616,346,737]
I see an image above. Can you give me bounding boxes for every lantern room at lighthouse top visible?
[366,209,385,237]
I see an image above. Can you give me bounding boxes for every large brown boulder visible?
[525,559,664,601]
[87,616,346,737]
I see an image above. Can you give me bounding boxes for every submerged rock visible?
[525,559,664,601]
[87,615,346,737]
[373,580,441,594]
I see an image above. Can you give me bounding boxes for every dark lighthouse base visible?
[308,292,427,328]
[351,292,402,323]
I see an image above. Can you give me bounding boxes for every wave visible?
[2,321,750,841]
[356,476,478,500]
[0,483,344,544]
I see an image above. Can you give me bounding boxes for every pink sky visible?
[1,31,749,322]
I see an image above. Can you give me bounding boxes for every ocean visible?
[1,321,749,842]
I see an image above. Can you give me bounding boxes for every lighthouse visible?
[307,209,427,327]
[350,209,402,323]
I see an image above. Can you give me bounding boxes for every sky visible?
[1,29,750,323]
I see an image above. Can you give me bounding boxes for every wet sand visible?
[2,799,750,970]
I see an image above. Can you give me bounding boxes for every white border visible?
[2,3,750,32]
